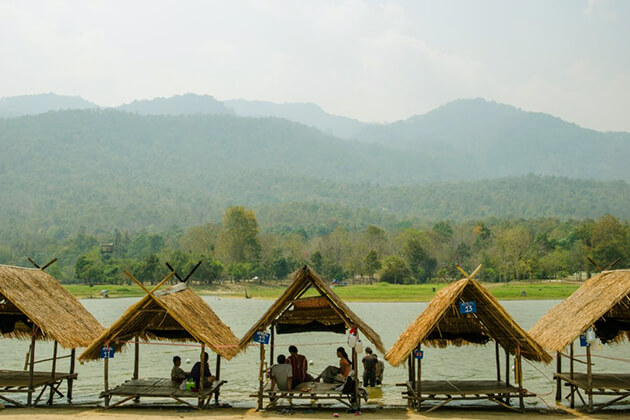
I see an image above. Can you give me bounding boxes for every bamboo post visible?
[27,325,37,407]
[517,345,524,410]
[214,354,221,406]
[133,336,139,380]
[104,343,110,407]
[48,340,58,405]
[133,336,140,403]
[416,345,422,412]
[495,341,501,382]
[199,344,206,407]
[352,345,359,410]
[407,352,415,408]
[570,343,574,408]
[257,343,265,411]
[68,349,76,403]
[586,344,593,411]
[504,347,510,406]
[555,351,562,402]
[270,324,275,366]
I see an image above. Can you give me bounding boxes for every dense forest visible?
[0,207,627,286]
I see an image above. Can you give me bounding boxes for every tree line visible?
[0,206,627,285]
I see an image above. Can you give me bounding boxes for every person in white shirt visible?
[270,354,293,391]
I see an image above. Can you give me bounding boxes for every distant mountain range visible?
[0,93,98,117]
[0,92,629,235]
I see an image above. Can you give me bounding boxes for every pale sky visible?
[1,0,629,131]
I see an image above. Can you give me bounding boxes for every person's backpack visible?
[341,375,355,394]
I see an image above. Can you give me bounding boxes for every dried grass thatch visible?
[529,269,630,352]
[385,275,552,367]
[238,266,385,354]
[0,264,105,348]
[79,282,239,361]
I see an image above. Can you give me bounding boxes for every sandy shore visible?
[0,406,627,419]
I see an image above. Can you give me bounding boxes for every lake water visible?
[1,297,627,408]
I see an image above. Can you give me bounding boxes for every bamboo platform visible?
[100,377,227,409]
[250,381,367,409]
[555,372,630,412]
[0,369,77,407]
[398,379,533,412]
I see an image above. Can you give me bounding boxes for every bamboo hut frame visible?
[529,269,630,412]
[385,265,552,412]
[79,269,239,409]
[238,266,385,411]
[0,261,104,407]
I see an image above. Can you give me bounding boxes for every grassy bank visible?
[64,280,581,301]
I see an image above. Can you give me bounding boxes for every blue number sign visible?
[414,349,424,359]
[579,334,589,347]
[100,346,114,359]
[253,331,271,345]
[459,301,477,314]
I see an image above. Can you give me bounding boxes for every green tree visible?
[364,250,381,284]
[379,256,411,284]
[217,206,262,265]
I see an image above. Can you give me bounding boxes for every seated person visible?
[286,345,314,387]
[188,352,216,390]
[316,347,352,383]
[171,355,188,384]
[270,354,293,392]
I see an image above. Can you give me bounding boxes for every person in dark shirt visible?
[286,345,313,387]
[362,347,378,387]
[188,352,215,389]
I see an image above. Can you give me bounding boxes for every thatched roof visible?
[385,275,552,367]
[238,266,385,354]
[529,269,630,352]
[0,264,105,348]
[80,282,239,361]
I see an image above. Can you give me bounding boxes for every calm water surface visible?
[1,298,627,408]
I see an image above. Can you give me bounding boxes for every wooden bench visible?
[101,377,227,409]
[0,369,77,407]
[251,381,367,409]
[555,372,630,412]
[398,379,533,412]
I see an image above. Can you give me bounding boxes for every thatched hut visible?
[238,265,385,411]
[0,263,105,407]
[79,271,239,409]
[385,265,551,412]
[529,269,630,412]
